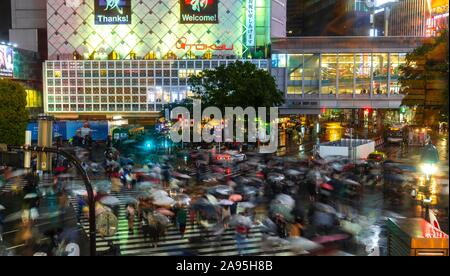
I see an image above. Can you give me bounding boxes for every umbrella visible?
[192,198,213,208]
[270,204,294,221]
[289,237,323,253]
[137,182,153,190]
[173,172,191,179]
[156,208,175,217]
[218,199,234,206]
[274,194,295,211]
[238,202,255,209]
[24,193,38,199]
[286,169,302,176]
[343,179,361,186]
[4,211,23,222]
[213,185,234,195]
[312,234,349,244]
[0,204,5,211]
[229,194,243,202]
[315,202,337,214]
[10,170,27,178]
[230,214,253,227]
[152,189,169,198]
[123,197,138,205]
[206,194,219,205]
[71,189,97,197]
[320,183,334,191]
[153,212,171,225]
[153,196,175,206]
[100,196,121,206]
[260,218,277,234]
[340,220,363,236]
[137,191,152,199]
[175,194,191,205]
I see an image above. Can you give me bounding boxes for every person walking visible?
[221,206,231,229]
[126,203,136,235]
[235,224,249,256]
[176,206,187,239]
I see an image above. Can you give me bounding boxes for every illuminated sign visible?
[95,0,132,25]
[180,0,219,24]
[246,0,256,46]
[176,37,234,51]
[0,45,14,77]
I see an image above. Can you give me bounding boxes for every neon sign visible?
[180,0,218,24]
[176,37,234,51]
[95,0,131,25]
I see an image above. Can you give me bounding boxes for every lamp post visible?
[420,141,440,221]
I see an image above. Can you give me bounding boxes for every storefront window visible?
[321,53,337,95]
[338,53,355,95]
[390,53,407,95]
[372,53,388,95]
[288,54,303,81]
[355,53,371,94]
[272,54,287,68]
[303,54,320,95]
[287,86,302,95]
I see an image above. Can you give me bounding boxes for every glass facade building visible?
[43,0,285,119]
[270,36,425,114]
[272,52,406,97]
[44,59,268,114]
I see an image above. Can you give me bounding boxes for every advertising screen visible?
[0,45,14,77]
[180,0,219,24]
[95,0,132,25]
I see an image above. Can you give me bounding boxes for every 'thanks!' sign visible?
[180,0,219,24]
[95,0,132,25]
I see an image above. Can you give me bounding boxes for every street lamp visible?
[420,141,439,221]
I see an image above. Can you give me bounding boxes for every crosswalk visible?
[68,189,296,256]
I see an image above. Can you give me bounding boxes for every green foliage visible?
[400,29,449,122]
[188,61,284,111]
[0,79,29,145]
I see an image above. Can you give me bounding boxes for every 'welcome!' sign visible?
[180,0,219,24]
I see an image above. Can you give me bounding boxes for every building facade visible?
[9,0,48,56]
[287,0,371,37]
[43,0,284,121]
[270,36,425,115]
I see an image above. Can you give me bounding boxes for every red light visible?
[226,168,231,174]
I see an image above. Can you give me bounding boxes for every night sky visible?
[0,0,12,42]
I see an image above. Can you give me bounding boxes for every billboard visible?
[95,0,132,25]
[180,0,219,24]
[0,45,14,77]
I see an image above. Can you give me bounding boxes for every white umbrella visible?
[100,196,121,206]
[151,189,168,198]
[153,196,175,206]
[173,172,191,179]
[10,170,27,178]
[137,182,153,190]
[206,194,219,205]
[0,204,5,211]
[274,194,295,211]
[218,199,234,206]
[24,193,38,199]
[230,215,253,228]
[289,237,323,253]
[286,169,302,176]
[238,202,255,209]
[175,194,191,205]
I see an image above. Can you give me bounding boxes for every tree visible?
[0,79,29,145]
[400,29,449,126]
[188,61,284,111]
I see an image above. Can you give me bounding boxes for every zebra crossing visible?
[68,189,297,256]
